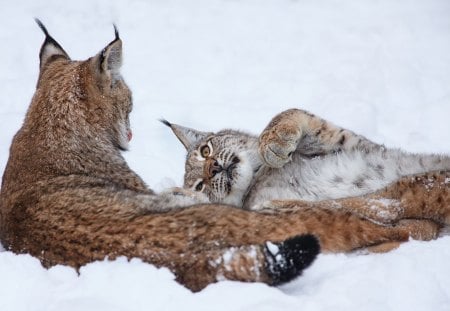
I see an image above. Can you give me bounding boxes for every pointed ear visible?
[35,19,70,69]
[93,25,122,81]
[160,119,211,150]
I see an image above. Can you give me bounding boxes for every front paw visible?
[165,187,210,204]
[258,121,302,168]
[351,199,403,225]
[249,200,298,214]
[249,201,279,214]
[397,219,440,241]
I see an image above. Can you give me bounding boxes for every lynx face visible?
[90,69,133,151]
[164,122,261,206]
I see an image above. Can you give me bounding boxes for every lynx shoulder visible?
[0,20,322,291]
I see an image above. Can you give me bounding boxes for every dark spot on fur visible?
[374,164,384,177]
[339,135,346,145]
[353,178,365,189]
[303,110,314,117]
[343,231,352,242]
[433,158,441,164]
[419,158,425,168]
[437,196,443,204]
[333,176,343,183]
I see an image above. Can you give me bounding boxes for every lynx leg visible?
[259,108,380,168]
[247,199,440,253]
[175,234,320,292]
[369,171,450,225]
[250,197,402,224]
[395,219,441,241]
[304,171,450,225]
[366,241,402,253]
[365,219,440,253]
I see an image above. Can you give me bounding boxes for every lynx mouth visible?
[226,156,240,180]
[253,164,262,174]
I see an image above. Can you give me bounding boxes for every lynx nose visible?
[205,158,223,178]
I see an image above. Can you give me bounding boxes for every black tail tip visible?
[264,234,320,285]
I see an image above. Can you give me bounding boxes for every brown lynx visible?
[0,21,443,292]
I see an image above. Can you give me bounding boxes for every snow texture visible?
[1,0,450,310]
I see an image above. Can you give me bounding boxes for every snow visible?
[266,241,280,256]
[1,0,450,310]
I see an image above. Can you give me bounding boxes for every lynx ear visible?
[94,25,122,81]
[35,18,70,69]
[161,119,211,150]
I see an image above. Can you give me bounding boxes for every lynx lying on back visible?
[166,109,450,224]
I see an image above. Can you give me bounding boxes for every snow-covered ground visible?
[1,0,449,310]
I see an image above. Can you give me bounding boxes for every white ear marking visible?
[35,18,70,69]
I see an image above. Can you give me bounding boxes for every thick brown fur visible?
[0,22,445,292]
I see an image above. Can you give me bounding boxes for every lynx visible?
[165,109,450,226]
[0,21,443,293]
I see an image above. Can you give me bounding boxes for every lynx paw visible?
[249,200,298,214]
[258,121,302,168]
[250,201,279,214]
[359,199,403,224]
[166,187,210,204]
[397,219,441,241]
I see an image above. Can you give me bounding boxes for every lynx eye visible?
[194,180,205,192]
[200,145,210,158]
[195,141,213,161]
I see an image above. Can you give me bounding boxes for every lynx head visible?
[164,121,262,206]
[31,19,132,151]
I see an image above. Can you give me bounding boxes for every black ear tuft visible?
[113,24,120,41]
[35,18,50,37]
[159,119,172,128]
[96,26,122,78]
[35,18,70,69]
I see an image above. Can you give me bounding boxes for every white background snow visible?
[1,0,449,310]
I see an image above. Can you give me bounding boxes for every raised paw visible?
[397,219,441,241]
[258,120,302,168]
